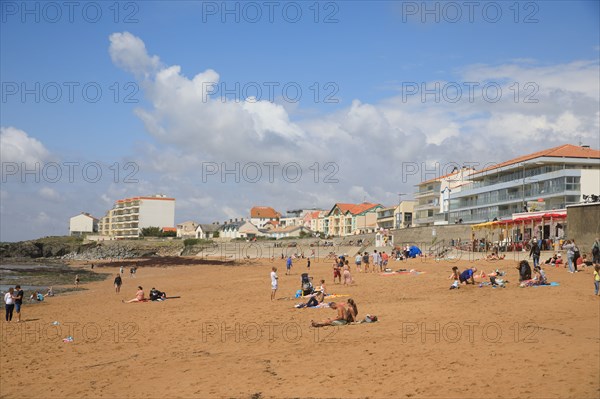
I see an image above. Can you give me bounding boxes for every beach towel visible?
[532,282,560,287]
[379,270,425,276]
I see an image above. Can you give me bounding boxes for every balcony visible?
[414,216,434,225]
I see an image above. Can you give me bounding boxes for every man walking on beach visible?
[14,285,23,322]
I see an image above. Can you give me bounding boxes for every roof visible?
[330,202,381,216]
[197,224,220,233]
[473,144,600,176]
[270,225,311,233]
[250,206,281,219]
[419,167,476,185]
[161,227,177,232]
[72,213,99,221]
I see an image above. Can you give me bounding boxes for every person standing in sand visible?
[114,274,123,294]
[286,256,293,275]
[271,267,279,300]
[120,265,124,275]
[343,261,353,285]
[4,287,15,322]
[13,285,23,322]
[362,252,370,273]
[75,275,80,287]
[355,253,362,273]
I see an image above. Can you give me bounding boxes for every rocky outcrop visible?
[0,237,184,260]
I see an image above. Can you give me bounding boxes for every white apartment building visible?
[414,167,475,226]
[448,144,600,224]
[99,194,175,239]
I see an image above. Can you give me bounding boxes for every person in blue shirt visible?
[286,256,293,275]
[459,267,477,285]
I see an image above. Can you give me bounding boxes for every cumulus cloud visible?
[109,32,160,77]
[0,127,50,164]
[108,32,600,225]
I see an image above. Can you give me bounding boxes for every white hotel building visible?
[99,194,175,239]
[447,145,600,224]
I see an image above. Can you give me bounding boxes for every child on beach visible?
[594,264,600,296]
[114,274,122,294]
[319,279,327,296]
[75,275,80,287]
[271,267,278,301]
[449,266,460,289]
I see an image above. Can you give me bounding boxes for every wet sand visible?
[1,256,598,399]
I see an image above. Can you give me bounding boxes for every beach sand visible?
[1,256,598,399]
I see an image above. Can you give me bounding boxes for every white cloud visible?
[39,187,61,201]
[109,32,160,77]
[0,127,50,164]
[101,32,600,229]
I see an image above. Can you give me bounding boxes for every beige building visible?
[176,221,199,239]
[99,194,175,239]
[376,200,416,230]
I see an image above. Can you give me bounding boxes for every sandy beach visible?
[1,255,598,399]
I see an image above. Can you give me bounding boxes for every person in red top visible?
[381,251,389,268]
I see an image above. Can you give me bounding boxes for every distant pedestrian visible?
[120,266,124,275]
[130,267,135,278]
[592,237,600,264]
[14,285,23,322]
[91,263,94,270]
[114,274,123,294]
[286,256,292,275]
[307,258,311,271]
[355,253,362,273]
[75,275,80,287]
[271,267,279,300]
[4,287,15,322]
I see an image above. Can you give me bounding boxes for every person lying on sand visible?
[311,298,357,327]
[486,253,506,260]
[123,286,146,303]
[296,291,325,308]
[149,287,167,301]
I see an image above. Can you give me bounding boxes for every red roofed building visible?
[325,202,383,236]
[447,144,600,224]
[249,206,281,228]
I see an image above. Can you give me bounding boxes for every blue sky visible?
[1,1,599,241]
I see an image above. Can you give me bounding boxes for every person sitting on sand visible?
[123,286,146,303]
[459,267,477,285]
[311,299,357,327]
[44,287,54,297]
[517,260,532,282]
[318,279,327,296]
[533,266,548,285]
[29,291,44,302]
[486,253,506,260]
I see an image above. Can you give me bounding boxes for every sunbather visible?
[123,286,146,303]
[311,299,356,327]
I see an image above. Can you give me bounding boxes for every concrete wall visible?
[566,203,600,255]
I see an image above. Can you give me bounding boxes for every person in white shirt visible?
[270,267,279,301]
[4,287,15,322]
